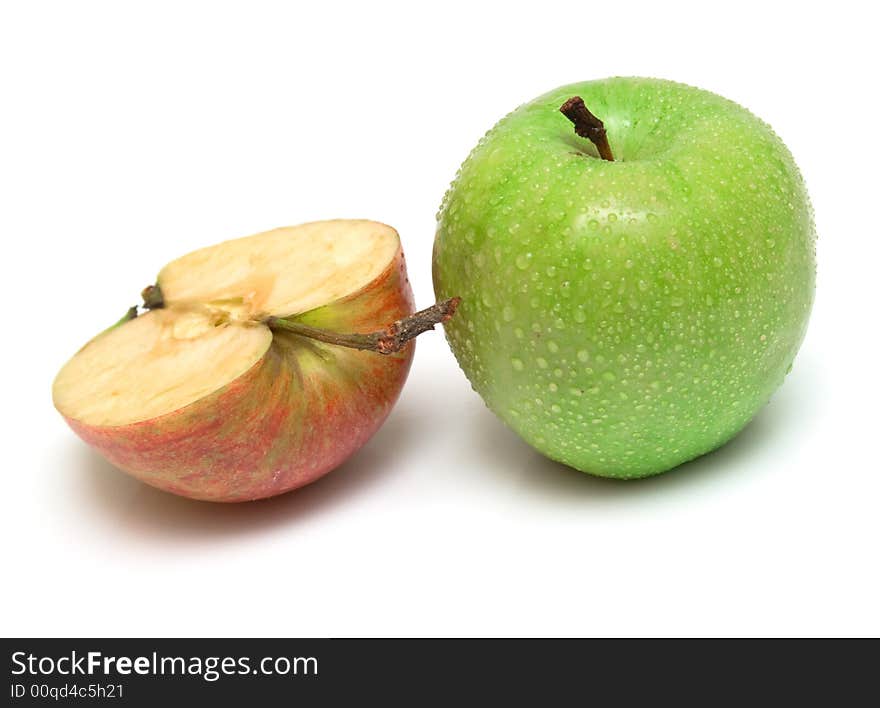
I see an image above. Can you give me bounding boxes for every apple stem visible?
[266,297,461,355]
[560,96,614,162]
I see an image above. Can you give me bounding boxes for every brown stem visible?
[266,297,461,355]
[560,96,614,161]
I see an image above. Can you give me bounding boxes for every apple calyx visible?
[109,306,140,330]
[559,96,614,161]
[266,297,461,355]
[141,284,165,310]
[110,284,165,328]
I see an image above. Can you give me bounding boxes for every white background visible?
[1,0,877,637]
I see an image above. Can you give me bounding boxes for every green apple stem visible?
[560,96,614,161]
[266,297,461,355]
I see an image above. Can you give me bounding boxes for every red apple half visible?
[53,220,457,502]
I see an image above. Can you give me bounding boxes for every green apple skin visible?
[433,77,815,479]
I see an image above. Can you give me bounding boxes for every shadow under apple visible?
[64,356,820,539]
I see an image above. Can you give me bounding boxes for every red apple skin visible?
[61,247,415,502]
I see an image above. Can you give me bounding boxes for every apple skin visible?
[433,77,815,479]
[62,247,415,502]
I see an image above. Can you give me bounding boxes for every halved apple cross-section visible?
[53,219,417,502]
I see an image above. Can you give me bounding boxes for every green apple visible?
[433,77,815,479]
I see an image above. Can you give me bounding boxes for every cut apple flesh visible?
[53,309,273,427]
[53,220,401,427]
[159,219,399,319]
